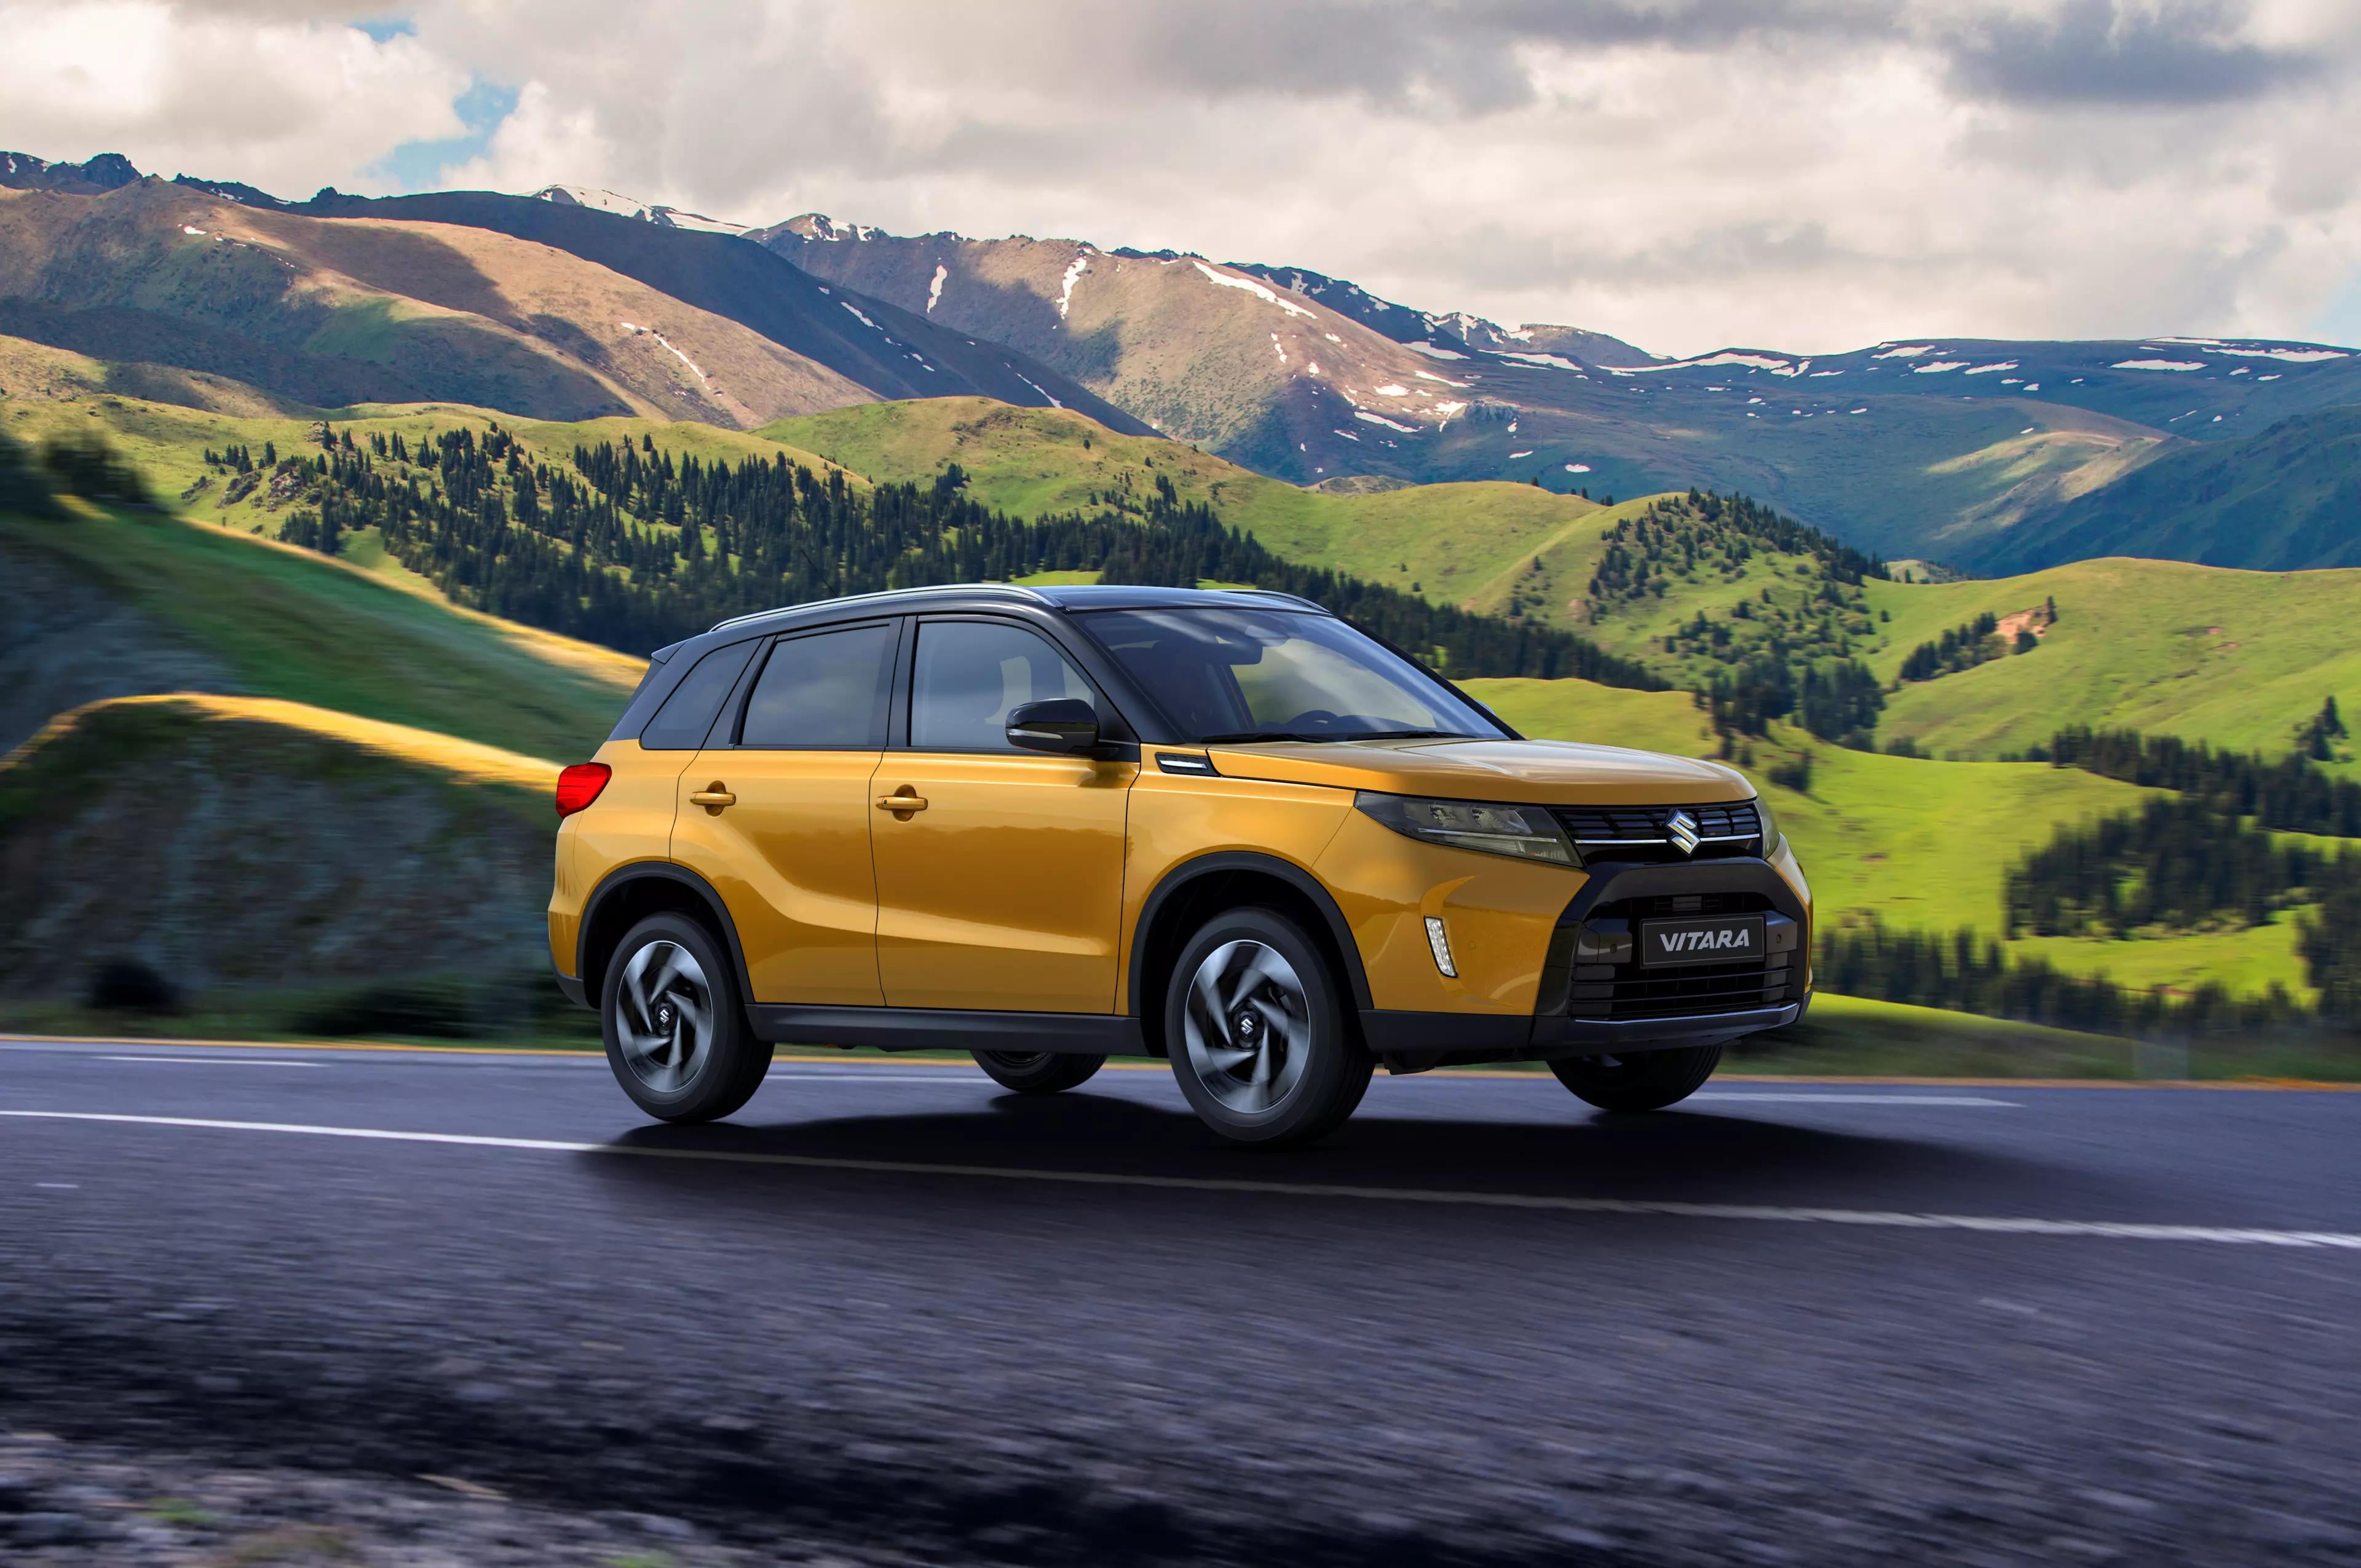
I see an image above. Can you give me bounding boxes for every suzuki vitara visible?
[550,585,1811,1144]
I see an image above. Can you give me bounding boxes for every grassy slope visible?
[1864,559,2361,761]
[3,384,851,519]
[1463,675,2317,999]
[761,397,1609,610]
[5,506,639,761]
[3,693,558,799]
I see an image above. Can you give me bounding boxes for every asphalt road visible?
[4,1037,2359,1566]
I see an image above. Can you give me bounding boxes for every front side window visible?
[738,623,896,749]
[1075,607,1503,743]
[910,620,1096,752]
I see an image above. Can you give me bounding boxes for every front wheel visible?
[1549,1044,1722,1113]
[1165,907,1371,1146]
[601,913,770,1123]
[972,1050,1105,1093]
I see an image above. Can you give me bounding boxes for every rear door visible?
[869,616,1136,1012]
[669,619,900,1006]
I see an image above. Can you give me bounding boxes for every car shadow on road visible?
[583,1081,2094,1216]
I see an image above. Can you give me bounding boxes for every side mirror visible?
[1006,698,1100,755]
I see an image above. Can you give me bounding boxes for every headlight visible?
[1355,791,1578,865]
[1754,792,1782,856]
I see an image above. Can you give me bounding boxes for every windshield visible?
[1074,607,1508,744]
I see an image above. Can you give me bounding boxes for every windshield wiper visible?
[1195,730,1340,744]
[1195,727,1473,745]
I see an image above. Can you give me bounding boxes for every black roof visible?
[656,583,1327,663]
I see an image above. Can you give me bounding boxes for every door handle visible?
[876,788,928,817]
[689,783,736,813]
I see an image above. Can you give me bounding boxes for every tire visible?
[1164,907,1372,1146]
[601,913,770,1123]
[973,1050,1106,1093]
[1549,1044,1722,1113]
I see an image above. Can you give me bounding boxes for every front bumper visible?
[1359,856,1811,1071]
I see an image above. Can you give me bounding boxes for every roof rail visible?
[708,582,1051,634]
[1233,588,1329,612]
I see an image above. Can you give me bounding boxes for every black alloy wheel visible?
[601,912,770,1122]
[1548,1044,1722,1113]
[971,1050,1107,1093]
[1165,907,1371,1146]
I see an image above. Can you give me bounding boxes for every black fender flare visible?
[1125,850,1375,1019]
[577,861,757,1008]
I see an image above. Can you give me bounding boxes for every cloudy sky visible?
[4,0,2360,356]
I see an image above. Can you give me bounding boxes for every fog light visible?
[1424,915,1458,978]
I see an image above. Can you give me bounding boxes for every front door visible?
[669,620,898,1006]
[871,617,1135,1012]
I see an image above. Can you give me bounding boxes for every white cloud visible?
[6,1,2361,355]
[0,1,466,198]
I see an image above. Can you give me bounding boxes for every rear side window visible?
[740,623,897,749]
[639,640,757,750]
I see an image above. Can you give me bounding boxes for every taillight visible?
[555,762,612,817]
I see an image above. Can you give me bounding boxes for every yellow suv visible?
[550,586,1811,1144]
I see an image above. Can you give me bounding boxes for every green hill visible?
[1864,559,2361,762]
[3,498,641,761]
[0,694,561,1028]
[1968,404,2361,575]
[761,396,1612,609]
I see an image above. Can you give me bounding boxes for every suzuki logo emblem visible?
[1665,809,1700,856]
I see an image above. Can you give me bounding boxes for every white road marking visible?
[770,1072,991,1083]
[101,1057,326,1068]
[4,1109,2355,1251]
[1690,1093,2015,1107]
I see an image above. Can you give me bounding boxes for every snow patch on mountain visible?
[535,186,748,235]
[2112,359,2205,372]
[927,264,946,314]
[1191,261,1315,318]
[1608,351,1790,375]
[1354,410,1417,433]
[1057,251,1091,319]
[2207,346,2349,362]
[1406,341,1469,360]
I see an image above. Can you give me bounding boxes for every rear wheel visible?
[601,913,770,1122]
[1165,907,1371,1146]
[972,1050,1105,1093]
[1549,1044,1722,1113]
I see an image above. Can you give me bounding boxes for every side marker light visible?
[1423,915,1458,978]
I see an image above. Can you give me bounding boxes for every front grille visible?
[1616,891,1773,920]
[1556,801,1762,864]
[1567,959,1790,1020]
[1564,893,1792,1021]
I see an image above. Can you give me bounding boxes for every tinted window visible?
[910,621,1095,752]
[639,640,757,751]
[738,623,896,749]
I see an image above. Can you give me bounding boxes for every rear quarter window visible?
[638,640,758,750]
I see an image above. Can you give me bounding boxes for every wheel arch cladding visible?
[580,864,752,1008]
[1128,853,1374,1058]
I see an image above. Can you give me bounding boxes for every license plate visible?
[1639,915,1765,967]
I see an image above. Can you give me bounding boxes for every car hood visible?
[1200,738,1753,806]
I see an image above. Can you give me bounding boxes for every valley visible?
[1,153,2355,1062]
